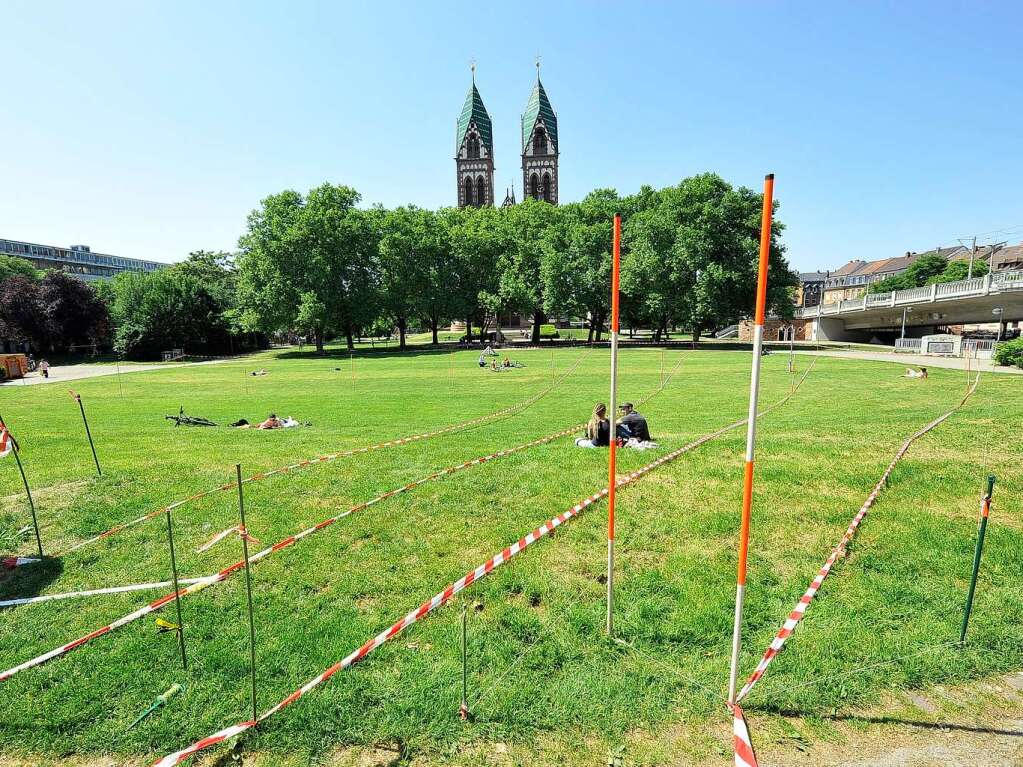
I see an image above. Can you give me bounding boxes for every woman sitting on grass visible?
[575,403,610,448]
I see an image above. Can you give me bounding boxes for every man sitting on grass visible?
[616,402,652,442]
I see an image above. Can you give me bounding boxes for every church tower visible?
[521,62,559,204]
[455,65,495,207]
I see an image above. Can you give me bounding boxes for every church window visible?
[529,173,540,200]
[464,176,475,207]
[467,134,480,159]
[542,172,553,203]
[533,129,547,155]
[476,176,486,206]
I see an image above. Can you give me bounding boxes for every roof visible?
[799,271,827,282]
[455,83,493,155]
[832,260,867,276]
[521,78,558,153]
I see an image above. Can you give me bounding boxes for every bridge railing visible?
[797,269,1023,318]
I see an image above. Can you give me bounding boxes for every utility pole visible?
[968,236,976,280]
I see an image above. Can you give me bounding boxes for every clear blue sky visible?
[3,1,1022,272]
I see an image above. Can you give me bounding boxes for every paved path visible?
[0,358,232,387]
[794,348,1023,374]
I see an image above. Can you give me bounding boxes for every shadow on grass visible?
[0,555,64,603]
[760,708,1023,738]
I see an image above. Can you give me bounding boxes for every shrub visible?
[539,324,560,339]
[993,337,1023,369]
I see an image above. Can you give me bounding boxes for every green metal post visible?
[0,413,42,558]
[74,393,102,476]
[165,507,187,670]
[960,475,995,645]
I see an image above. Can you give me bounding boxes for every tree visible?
[38,271,111,353]
[237,184,380,352]
[927,258,988,284]
[0,276,50,350]
[622,174,795,341]
[110,253,240,359]
[496,199,560,343]
[541,191,618,342]
[0,255,39,282]
[379,206,435,349]
[442,206,504,342]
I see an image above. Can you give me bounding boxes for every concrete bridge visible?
[797,270,1023,342]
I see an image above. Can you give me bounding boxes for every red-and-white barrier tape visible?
[1,556,40,570]
[0,577,207,609]
[55,349,595,558]
[0,353,681,682]
[730,373,980,766]
[730,703,758,767]
[150,361,814,767]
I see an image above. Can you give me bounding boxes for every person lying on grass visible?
[902,366,928,379]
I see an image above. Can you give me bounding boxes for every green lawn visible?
[0,348,1020,766]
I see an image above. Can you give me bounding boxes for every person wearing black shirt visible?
[575,403,611,448]
[617,402,651,442]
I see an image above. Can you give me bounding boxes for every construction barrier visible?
[57,348,596,558]
[0,578,206,609]
[730,374,981,765]
[150,361,816,767]
[0,354,684,682]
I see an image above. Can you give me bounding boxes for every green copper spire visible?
[455,71,493,156]
[521,76,557,153]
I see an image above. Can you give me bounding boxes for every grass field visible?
[0,347,1021,766]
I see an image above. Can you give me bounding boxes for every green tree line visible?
[0,173,798,359]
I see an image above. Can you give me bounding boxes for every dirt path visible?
[0,358,234,387]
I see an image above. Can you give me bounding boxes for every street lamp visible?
[993,307,1004,342]
[900,306,913,342]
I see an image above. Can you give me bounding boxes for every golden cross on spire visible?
[535,54,541,80]
[470,57,476,84]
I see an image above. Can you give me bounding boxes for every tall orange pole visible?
[728,174,775,702]
[606,213,622,635]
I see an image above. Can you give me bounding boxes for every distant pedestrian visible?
[39,359,50,379]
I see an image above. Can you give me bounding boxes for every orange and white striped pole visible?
[606,213,622,636]
[728,174,775,703]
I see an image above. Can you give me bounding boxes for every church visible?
[454,64,559,208]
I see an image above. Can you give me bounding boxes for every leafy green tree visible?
[442,206,504,342]
[495,198,560,343]
[379,206,439,349]
[0,255,39,282]
[541,190,619,342]
[237,184,379,352]
[901,253,949,286]
[927,258,988,284]
[111,253,239,359]
[622,174,795,341]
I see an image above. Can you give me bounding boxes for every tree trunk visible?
[531,309,545,344]
[594,312,603,343]
[587,323,594,343]
[465,317,472,345]
[315,327,324,354]
[431,316,439,346]
[345,323,354,351]
[692,324,702,344]
[398,317,407,351]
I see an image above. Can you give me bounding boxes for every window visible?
[464,176,475,207]
[533,128,547,155]
[467,134,480,159]
[476,176,486,207]
[529,173,540,199]
[542,172,553,203]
